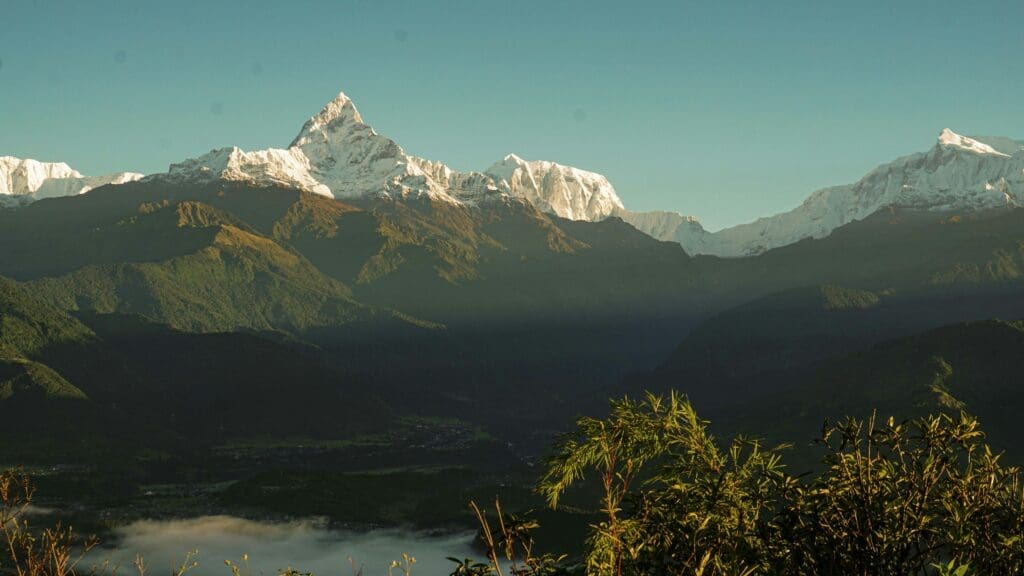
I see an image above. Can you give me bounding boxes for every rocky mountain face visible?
[484,154,624,221]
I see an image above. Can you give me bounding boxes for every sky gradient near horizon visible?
[2,0,1023,230]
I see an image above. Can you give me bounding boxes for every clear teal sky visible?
[2,1,1022,230]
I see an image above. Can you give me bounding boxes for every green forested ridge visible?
[794,319,1024,451]
[0,273,397,463]
[6,181,1023,343]
[0,275,95,358]
[3,183,1024,450]
[644,282,1024,411]
[20,197,426,337]
[0,181,703,439]
[3,180,1024,551]
[697,207,1024,303]
[0,357,86,401]
[0,276,135,460]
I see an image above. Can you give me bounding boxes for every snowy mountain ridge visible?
[151,92,625,221]
[0,156,142,206]
[621,129,1024,257]
[157,92,1023,256]
[5,90,1022,259]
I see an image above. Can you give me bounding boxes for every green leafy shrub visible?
[775,412,1024,575]
[539,392,789,575]
[539,393,1024,576]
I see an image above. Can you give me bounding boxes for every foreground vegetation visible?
[5,393,1024,576]
[534,393,1024,575]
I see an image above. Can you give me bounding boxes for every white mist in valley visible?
[88,516,477,576]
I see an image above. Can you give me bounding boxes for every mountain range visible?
[4,90,1023,261]
[627,129,1024,256]
[150,92,626,223]
[4,88,1024,472]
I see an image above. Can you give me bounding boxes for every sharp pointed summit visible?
[289,91,364,149]
[148,89,634,220]
[135,91,1024,258]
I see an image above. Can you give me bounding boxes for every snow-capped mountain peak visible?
[0,156,143,205]
[13,87,1022,261]
[287,92,435,200]
[155,91,438,201]
[144,90,1024,255]
[614,209,713,253]
[488,153,526,174]
[151,89,630,220]
[624,128,1024,257]
[485,154,625,221]
[937,128,1009,157]
[289,91,364,149]
[163,146,330,196]
[0,156,81,193]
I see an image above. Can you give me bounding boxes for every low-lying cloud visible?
[89,516,476,576]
